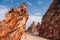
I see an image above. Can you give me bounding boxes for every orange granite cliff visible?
[0,3,29,40]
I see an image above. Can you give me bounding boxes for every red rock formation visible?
[39,0,60,40]
[27,22,41,35]
[0,3,28,40]
[27,21,36,33]
[36,23,41,34]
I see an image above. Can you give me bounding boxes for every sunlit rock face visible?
[27,21,36,33]
[26,21,40,35]
[36,23,41,34]
[39,0,60,40]
[0,3,28,40]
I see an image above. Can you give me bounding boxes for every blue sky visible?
[0,0,53,29]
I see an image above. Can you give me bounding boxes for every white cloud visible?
[26,15,42,29]
[26,1,32,6]
[0,5,9,20]
[26,1,36,9]
[34,13,41,16]
[38,1,42,4]
[0,5,8,9]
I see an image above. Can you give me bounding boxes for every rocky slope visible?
[0,3,28,40]
[39,0,60,40]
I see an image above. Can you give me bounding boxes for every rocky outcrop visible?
[27,21,36,33]
[0,3,28,40]
[27,22,40,35]
[36,23,41,34]
[39,0,60,40]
